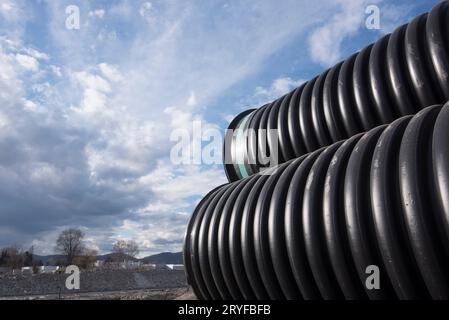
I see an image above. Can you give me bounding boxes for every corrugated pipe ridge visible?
[224,2,449,182]
[185,103,449,300]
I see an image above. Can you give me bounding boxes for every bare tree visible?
[55,228,85,265]
[0,246,24,269]
[112,240,140,262]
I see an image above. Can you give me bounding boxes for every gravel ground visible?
[1,287,196,300]
[0,269,188,298]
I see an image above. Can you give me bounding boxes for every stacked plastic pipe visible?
[223,1,449,182]
[185,1,449,300]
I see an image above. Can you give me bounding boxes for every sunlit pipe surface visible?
[223,1,449,182]
[185,103,449,300]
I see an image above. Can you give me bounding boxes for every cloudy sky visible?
[0,0,436,257]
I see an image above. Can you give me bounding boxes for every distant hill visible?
[33,255,66,264]
[140,252,183,264]
[33,252,183,265]
[96,253,139,262]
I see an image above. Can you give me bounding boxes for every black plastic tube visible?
[185,103,449,300]
[223,1,449,182]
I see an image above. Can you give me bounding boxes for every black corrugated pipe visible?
[223,1,449,182]
[185,103,449,300]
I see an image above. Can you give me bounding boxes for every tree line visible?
[0,228,140,270]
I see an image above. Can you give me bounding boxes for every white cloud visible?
[15,54,39,72]
[308,0,372,66]
[141,163,225,205]
[0,0,422,256]
[74,71,111,93]
[0,113,9,129]
[307,0,415,67]
[50,65,62,77]
[89,9,106,19]
[0,0,332,254]
[187,91,197,107]
[222,114,235,124]
[0,0,22,21]
[242,76,306,109]
[0,43,24,105]
[24,48,50,61]
[0,0,26,41]
[99,63,123,82]
[255,77,305,100]
[139,2,153,17]
[23,99,40,112]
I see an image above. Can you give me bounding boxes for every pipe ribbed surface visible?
[185,103,449,300]
[224,1,449,182]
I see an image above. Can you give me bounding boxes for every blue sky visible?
[0,0,438,256]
